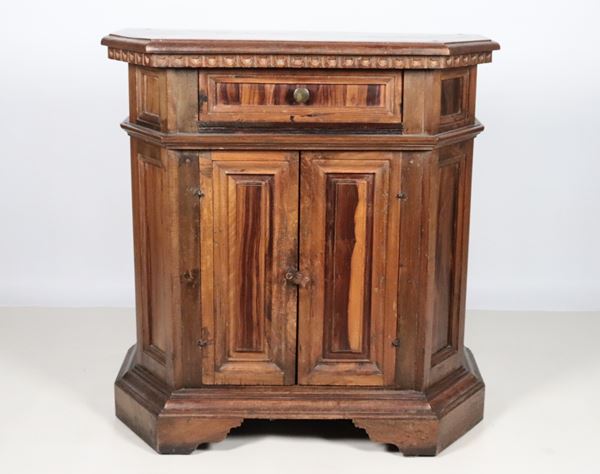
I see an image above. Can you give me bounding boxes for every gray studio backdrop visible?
[1,0,598,310]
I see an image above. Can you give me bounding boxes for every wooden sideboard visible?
[102,30,499,455]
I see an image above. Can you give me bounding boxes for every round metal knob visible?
[293,87,310,104]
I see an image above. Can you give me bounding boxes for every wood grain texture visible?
[199,71,401,125]
[395,152,435,390]
[441,77,463,115]
[107,31,496,455]
[298,152,400,386]
[102,31,499,55]
[429,142,473,383]
[215,81,383,106]
[172,150,203,388]
[432,161,460,355]
[201,151,298,385]
[439,67,474,132]
[324,175,372,357]
[130,67,167,130]
[121,119,485,150]
[166,69,199,133]
[130,140,171,382]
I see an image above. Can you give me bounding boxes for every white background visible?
[1,0,599,310]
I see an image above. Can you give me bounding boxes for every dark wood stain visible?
[135,68,163,130]
[218,83,241,105]
[441,77,463,116]
[199,71,403,127]
[328,181,357,353]
[255,83,266,104]
[207,154,298,386]
[177,151,203,387]
[366,84,381,106]
[105,32,497,453]
[432,163,459,354]
[323,174,374,359]
[216,82,384,107]
[142,162,168,358]
[236,180,268,352]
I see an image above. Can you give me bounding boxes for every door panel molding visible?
[298,152,401,386]
[201,151,299,385]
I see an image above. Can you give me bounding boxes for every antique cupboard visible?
[101,30,499,455]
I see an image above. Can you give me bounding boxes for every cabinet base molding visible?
[115,345,484,455]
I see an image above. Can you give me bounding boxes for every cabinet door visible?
[200,151,298,385]
[298,152,401,386]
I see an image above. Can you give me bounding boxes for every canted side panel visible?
[441,77,463,115]
[131,140,172,381]
[298,153,400,386]
[203,152,298,385]
[323,174,374,359]
[439,67,475,132]
[130,67,167,130]
[140,72,160,124]
[432,162,460,356]
[430,143,472,380]
[142,162,169,358]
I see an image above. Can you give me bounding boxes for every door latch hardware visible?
[181,269,199,287]
[190,186,204,198]
[285,269,310,288]
[396,192,407,200]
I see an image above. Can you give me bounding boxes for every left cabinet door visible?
[200,151,299,385]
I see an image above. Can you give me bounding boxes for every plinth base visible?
[115,346,484,455]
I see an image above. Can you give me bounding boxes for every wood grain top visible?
[101,30,499,56]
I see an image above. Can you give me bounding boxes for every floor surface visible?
[0,308,598,473]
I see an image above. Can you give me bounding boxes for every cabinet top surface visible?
[102,29,499,56]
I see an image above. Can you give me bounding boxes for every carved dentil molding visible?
[107,48,492,69]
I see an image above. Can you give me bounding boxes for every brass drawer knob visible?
[293,87,310,104]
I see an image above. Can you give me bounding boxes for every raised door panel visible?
[200,151,298,385]
[298,152,401,386]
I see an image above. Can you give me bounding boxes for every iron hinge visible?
[199,91,208,108]
[190,186,204,198]
[197,328,211,349]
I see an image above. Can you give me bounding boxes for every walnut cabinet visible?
[102,30,499,455]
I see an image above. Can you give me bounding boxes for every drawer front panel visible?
[199,70,402,126]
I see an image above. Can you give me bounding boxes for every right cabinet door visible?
[298,152,401,386]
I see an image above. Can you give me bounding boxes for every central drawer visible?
[199,70,403,128]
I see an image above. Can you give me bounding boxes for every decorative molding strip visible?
[121,120,484,151]
[107,48,492,69]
